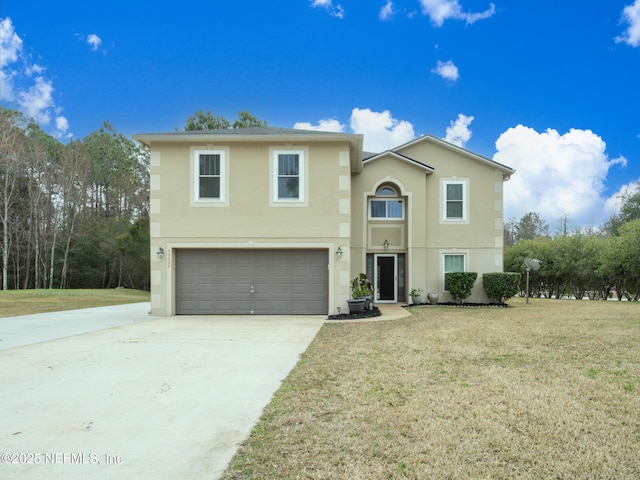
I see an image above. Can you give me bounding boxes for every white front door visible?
[375,254,397,303]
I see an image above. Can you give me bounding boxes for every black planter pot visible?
[346,298,366,314]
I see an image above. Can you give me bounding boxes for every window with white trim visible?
[369,186,404,219]
[273,150,304,202]
[194,150,225,202]
[444,253,465,290]
[443,180,467,221]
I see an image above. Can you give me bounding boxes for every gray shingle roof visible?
[136,126,351,136]
[132,127,365,173]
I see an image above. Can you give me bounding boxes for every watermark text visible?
[1,452,123,465]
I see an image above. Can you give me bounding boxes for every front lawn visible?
[222,298,640,479]
[0,289,150,318]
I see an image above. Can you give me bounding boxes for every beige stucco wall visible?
[148,140,353,315]
[144,131,509,314]
[351,138,507,303]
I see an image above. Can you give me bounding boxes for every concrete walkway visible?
[0,303,410,480]
[367,303,412,321]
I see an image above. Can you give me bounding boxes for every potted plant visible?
[347,273,373,313]
[410,288,423,305]
[346,293,366,314]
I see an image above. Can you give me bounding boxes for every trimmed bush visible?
[445,272,478,304]
[483,272,522,304]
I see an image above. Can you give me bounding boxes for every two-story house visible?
[133,127,514,316]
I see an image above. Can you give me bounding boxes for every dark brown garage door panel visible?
[175,249,328,314]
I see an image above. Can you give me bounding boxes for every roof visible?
[133,126,362,141]
[133,127,364,173]
[363,151,435,174]
[138,126,351,136]
[132,128,515,179]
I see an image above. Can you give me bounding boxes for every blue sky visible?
[1,0,639,231]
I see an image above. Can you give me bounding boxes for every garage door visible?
[175,249,328,315]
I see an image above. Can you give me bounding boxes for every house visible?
[133,127,514,315]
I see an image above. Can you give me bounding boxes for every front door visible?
[375,254,397,302]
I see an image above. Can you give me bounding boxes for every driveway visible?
[0,304,325,479]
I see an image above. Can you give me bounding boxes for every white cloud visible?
[294,118,345,132]
[18,76,55,124]
[310,0,345,18]
[379,1,395,20]
[604,179,639,216]
[25,63,45,76]
[350,108,415,152]
[294,108,415,151]
[444,113,474,147]
[494,125,627,228]
[419,0,495,26]
[1,17,23,101]
[0,17,22,68]
[0,71,16,101]
[615,0,640,47]
[87,33,102,51]
[54,115,72,139]
[1,17,70,136]
[432,59,459,81]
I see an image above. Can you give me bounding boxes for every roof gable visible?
[363,151,434,174]
[392,134,515,179]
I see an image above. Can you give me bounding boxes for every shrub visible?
[351,273,373,298]
[445,272,477,304]
[483,272,522,304]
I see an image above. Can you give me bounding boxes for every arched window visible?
[369,185,404,219]
[377,187,396,196]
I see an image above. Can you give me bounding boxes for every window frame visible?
[193,149,226,204]
[368,186,405,220]
[272,149,305,203]
[442,179,468,222]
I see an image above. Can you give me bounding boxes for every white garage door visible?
[175,249,328,314]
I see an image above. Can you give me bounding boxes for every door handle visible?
[250,285,255,294]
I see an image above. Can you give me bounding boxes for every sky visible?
[1,0,639,232]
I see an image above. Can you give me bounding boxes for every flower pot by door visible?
[346,298,366,314]
[411,295,422,305]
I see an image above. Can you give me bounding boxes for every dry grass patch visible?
[0,289,150,317]
[222,298,640,480]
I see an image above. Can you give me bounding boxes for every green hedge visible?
[483,272,521,304]
[445,272,478,304]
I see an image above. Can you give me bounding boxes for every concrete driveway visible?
[0,303,325,479]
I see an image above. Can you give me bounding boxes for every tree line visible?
[0,108,150,290]
[0,108,266,291]
[504,190,640,300]
[5,102,637,299]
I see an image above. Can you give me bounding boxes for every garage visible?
[175,249,329,315]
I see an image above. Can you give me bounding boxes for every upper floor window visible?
[194,149,225,202]
[273,150,305,202]
[443,180,467,221]
[369,186,404,219]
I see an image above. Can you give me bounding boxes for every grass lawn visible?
[0,289,150,318]
[222,298,640,480]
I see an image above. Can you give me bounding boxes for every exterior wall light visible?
[157,247,165,260]
[336,247,343,259]
[383,239,389,249]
